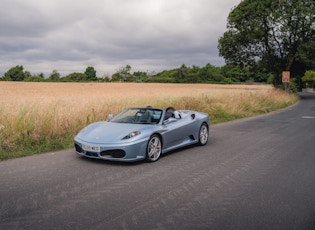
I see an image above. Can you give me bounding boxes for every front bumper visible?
[73,137,148,162]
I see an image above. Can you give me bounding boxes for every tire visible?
[146,135,162,162]
[198,123,209,146]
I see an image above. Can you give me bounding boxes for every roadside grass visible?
[0,82,297,160]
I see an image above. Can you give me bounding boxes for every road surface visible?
[0,93,315,230]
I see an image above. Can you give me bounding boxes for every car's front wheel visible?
[198,123,209,145]
[146,135,162,162]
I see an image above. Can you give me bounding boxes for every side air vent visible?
[75,144,83,153]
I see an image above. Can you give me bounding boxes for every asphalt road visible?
[1,93,315,230]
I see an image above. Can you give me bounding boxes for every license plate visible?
[82,144,100,152]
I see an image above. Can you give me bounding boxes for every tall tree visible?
[48,70,60,81]
[111,65,132,82]
[85,66,97,81]
[3,65,26,81]
[218,0,315,86]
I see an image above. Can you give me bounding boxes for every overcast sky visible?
[0,0,241,77]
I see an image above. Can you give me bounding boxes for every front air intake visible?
[100,150,126,158]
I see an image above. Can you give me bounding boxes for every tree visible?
[48,70,60,81]
[24,71,32,79]
[38,72,45,79]
[199,64,224,82]
[111,65,132,82]
[133,71,148,82]
[85,66,97,81]
[3,65,26,81]
[176,64,189,83]
[218,0,315,86]
[297,40,315,69]
[302,70,315,88]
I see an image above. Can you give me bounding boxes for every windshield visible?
[111,108,163,124]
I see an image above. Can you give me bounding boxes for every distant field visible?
[0,82,297,160]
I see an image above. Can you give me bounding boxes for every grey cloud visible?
[0,0,241,76]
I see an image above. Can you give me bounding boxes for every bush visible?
[281,78,298,93]
[302,70,315,88]
[24,76,45,82]
[61,72,87,82]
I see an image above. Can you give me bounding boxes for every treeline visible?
[0,66,99,82]
[2,64,314,92]
[0,63,273,84]
[144,64,271,84]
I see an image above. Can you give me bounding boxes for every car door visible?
[161,115,195,150]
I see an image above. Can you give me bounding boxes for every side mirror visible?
[108,114,114,120]
[191,114,195,119]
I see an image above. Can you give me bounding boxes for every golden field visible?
[0,82,297,159]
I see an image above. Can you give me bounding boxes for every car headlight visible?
[122,131,141,140]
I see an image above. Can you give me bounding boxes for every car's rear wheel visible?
[198,123,209,145]
[146,135,162,162]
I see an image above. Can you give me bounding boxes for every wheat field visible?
[0,82,297,159]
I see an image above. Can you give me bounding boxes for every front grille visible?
[100,150,126,158]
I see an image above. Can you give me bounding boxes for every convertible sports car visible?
[74,106,210,162]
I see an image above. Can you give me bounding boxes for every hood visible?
[76,121,149,144]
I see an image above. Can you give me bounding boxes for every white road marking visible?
[301,116,315,119]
